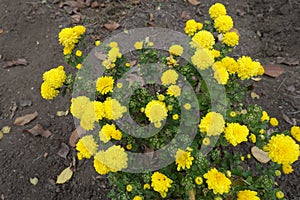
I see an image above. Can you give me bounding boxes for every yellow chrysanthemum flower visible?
[202,137,211,145]
[237,190,260,200]
[70,96,91,119]
[108,47,122,62]
[76,63,82,70]
[209,3,227,20]
[249,133,256,143]
[143,183,151,190]
[58,26,86,55]
[191,30,215,49]
[73,25,86,35]
[212,61,229,85]
[133,196,143,200]
[221,56,239,74]
[282,164,293,174]
[43,66,66,89]
[75,50,82,57]
[191,48,214,70]
[157,94,165,101]
[134,41,143,50]
[261,111,270,121]
[40,82,59,100]
[270,117,278,126]
[203,168,231,194]
[96,76,114,95]
[264,134,299,165]
[99,123,122,143]
[161,69,179,85]
[175,149,194,171]
[224,123,249,146]
[169,45,184,56]
[126,184,133,192]
[199,112,225,136]
[145,100,168,124]
[103,97,127,120]
[214,15,233,33]
[95,40,101,46]
[167,85,181,97]
[223,31,239,47]
[236,56,264,80]
[195,177,203,185]
[94,101,105,120]
[184,19,203,36]
[151,172,173,198]
[291,126,300,142]
[211,49,221,58]
[109,41,119,48]
[184,103,191,110]
[275,191,285,199]
[94,151,111,175]
[80,102,97,130]
[76,135,98,160]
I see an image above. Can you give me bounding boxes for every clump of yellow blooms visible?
[96,76,114,95]
[209,3,227,20]
[41,66,66,100]
[224,123,249,146]
[199,112,225,136]
[214,15,234,33]
[102,42,122,69]
[175,149,194,171]
[169,45,184,56]
[264,134,299,165]
[237,190,260,200]
[76,135,98,160]
[99,123,122,143]
[58,25,86,55]
[151,172,173,198]
[145,100,168,126]
[184,19,203,36]
[167,85,181,97]
[191,48,214,70]
[161,69,179,85]
[236,56,264,80]
[191,30,215,49]
[261,111,270,121]
[203,168,231,194]
[223,31,239,46]
[221,56,239,74]
[212,61,229,85]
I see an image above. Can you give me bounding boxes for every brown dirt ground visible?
[0,0,299,199]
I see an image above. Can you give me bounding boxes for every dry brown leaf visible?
[251,91,260,99]
[188,0,200,6]
[129,60,137,67]
[181,11,190,19]
[57,142,70,159]
[71,14,81,23]
[251,146,270,163]
[263,65,285,78]
[23,124,52,138]
[56,166,73,184]
[91,1,99,8]
[104,21,120,30]
[14,111,38,126]
[276,57,299,66]
[3,58,28,68]
[60,1,86,9]
[95,51,107,61]
[282,113,296,125]
[0,29,4,34]
[9,101,17,119]
[69,126,85,147]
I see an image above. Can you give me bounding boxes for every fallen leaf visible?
[60,1,86,9]
[91,1,99,8]
[3,58,28,68]
[95,51,107,61]
[23,124,52,138]
[1,126,11,134]
[69,126,85,147]
[251,91,260,99]
[263,65,285,78]
[71,14,81,23]
[149,13,155,22]
[282,113,296,125]
[251,77,262,82]
[276,57,299,66]
[129,60,137,67]
[14,111,38,126]
[188,189,196,200]
[188,0,200,6]
[56,110,69,117]
[44,152,49,158]
[30,177,38,186]
[251,146,270,163]
[9,101,17,119]
[57,142,70,159]
[0,29,4,34]
[104,21,120,30]
[126,74,145,87]
[181,10,190,19]
[237,8,246,16]
[56,166,73,184]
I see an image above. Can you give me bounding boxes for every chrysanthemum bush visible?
[40,3,300,200]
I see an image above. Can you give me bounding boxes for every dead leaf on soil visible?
[188,0,201,6]
[71,14,81,23]
[251,77,262,82]
[251,146,270,163]
[126,74,145,87]
[250,91,260,99]
[23,124,52,138]
[276,57,299,66]
[0,29,4,34]
[104,21,120,30]
[95,51,107,61]
[149,13,155,22]
[282,113,296,125]
[69,126,85,147]
[56,166,73,184]
[0,126,11,134]
[57,142,70,159]
[30,177,38,186]
[181,10,190,19]
[263,65,285,78]
[129,60,137,67]
[3,58,28,68]
[59,1,86,9]
[9,101,17,119]
[91,1,99,8]
[14,111,38,126]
